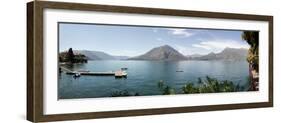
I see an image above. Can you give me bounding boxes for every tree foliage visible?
[242,31,259,53]
[67,48,75,63]
[111,90,131,97]
[182,83,199,94]
[157,77,241,95]
[157,80,176,95]
[242,31,259,71]
[59,48,88,63]
[111,90,140,97]
[182,76,241,94]
[111,76,243,97]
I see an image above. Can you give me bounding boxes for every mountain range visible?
[73,50,129,60]
[64,45,248,61]
[190,47,248,61]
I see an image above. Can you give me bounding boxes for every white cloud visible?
[167,29,194,37]
[192,39,250,52]
[174,45,208,55]
[192,44,212,50]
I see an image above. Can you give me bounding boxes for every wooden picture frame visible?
[27,1,273,122]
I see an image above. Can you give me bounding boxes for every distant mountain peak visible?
[193,47,248,61]
[160,45,172,48]
[154,45,175,51]
[129,45,187,61]
[221,47,247,53]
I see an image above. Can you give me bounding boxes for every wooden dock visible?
[60,66,127,78]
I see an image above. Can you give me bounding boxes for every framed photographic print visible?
[27,1,273,122]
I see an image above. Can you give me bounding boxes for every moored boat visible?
[73,73,81,79]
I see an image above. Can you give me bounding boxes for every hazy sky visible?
[59,23,250,56]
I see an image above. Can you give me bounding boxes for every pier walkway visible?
[60,66,127,78]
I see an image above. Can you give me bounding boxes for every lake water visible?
[58,60,250,99]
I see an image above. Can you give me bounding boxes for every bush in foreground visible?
[182,76,241,94]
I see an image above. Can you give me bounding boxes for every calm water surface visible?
[58,60,250,99]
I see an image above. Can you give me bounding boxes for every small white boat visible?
[73,73,81,78]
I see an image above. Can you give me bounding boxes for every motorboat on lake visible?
[121,68,128,70]
[176,70,184,72]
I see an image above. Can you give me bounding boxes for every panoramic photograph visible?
[58,23,259,99]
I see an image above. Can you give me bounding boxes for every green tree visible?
[242,31,259,53]
[182,83,199,94]
[242,31,259,71]
[242,31,259,91]
[157,80,175,95]
[182,76,238,94]
[163,86,175,95]
[67,48,75,63]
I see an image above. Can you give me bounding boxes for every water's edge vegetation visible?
[110,76,249,97]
